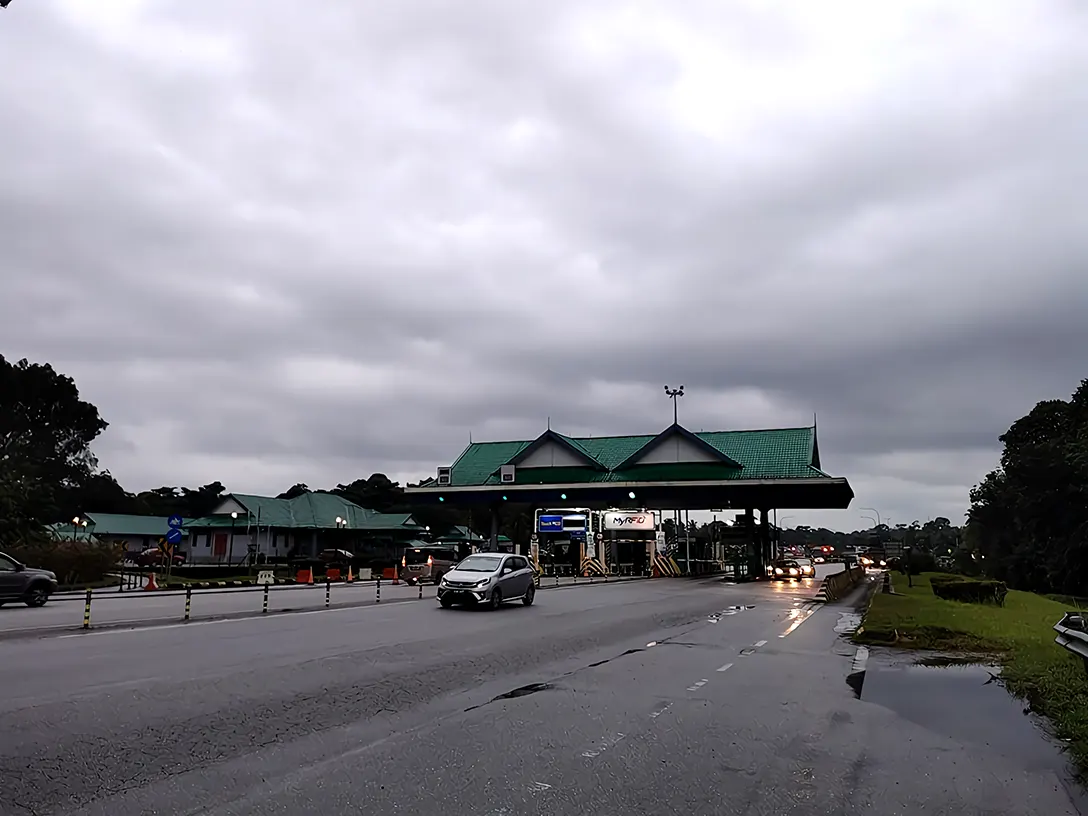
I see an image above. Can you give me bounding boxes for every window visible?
[0,555,17,572]
[508,556,527,571]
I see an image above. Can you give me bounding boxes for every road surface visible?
[0,567,1080,815]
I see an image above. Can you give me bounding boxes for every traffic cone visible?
[144,572,158,591]
[346,566,354,583]
[305,568,314,585]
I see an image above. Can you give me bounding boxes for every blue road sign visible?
[168,514,183,529]
[166,527,183,544]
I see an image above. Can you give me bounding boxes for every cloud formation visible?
[2,0,1086,530]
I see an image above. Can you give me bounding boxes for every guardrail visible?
[58,577,398,631]
[1053,611,1088,675]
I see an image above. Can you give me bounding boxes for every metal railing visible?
[1054,611,1088,674]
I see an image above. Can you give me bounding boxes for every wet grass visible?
[857,572,1088,774]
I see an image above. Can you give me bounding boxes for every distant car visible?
[135,548,185,568]
[437,553,535,609]
[771,559,803,582]
[400,545,458,585]
[0,551,58,607]
[794,557,816,578]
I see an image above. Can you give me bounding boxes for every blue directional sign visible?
[168,514,183,529]
[166,527,183,544]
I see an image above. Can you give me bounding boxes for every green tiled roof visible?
[445,425,829,486]
[51,514,174,537]
[185,493,423,531]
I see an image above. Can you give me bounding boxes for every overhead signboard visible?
[603,512,655,531]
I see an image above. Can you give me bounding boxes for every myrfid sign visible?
[603,512,655,531]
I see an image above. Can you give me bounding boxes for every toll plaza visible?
[403,421,854,579]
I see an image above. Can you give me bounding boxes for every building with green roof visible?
[47,513,175,554]
[184,492,424,565]
[404,421,853,569]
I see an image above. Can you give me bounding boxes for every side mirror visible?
[14,562,25,572]
[502,567,513,575]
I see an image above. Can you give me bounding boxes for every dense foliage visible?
[969,379,1088,595]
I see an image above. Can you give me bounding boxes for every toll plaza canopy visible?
[404,422,853,511]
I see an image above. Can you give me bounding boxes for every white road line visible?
[646,641,657,647]
[754,639,768,648]
[649,703,672,719]
[716,662,734,672]
[851,646,870,673]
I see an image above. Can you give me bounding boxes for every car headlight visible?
[775,568,783,574]
[475,578,491,588]
[789,568,798,575]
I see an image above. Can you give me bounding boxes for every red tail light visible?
[401,556,406,567]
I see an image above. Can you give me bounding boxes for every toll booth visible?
[600,509,658,575]
[534,509,594,575]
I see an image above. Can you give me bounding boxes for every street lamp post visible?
[228,512,238,566]
[664,385,685,424]
[861,507,882,527]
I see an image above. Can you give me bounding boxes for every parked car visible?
[436,553,535,609]
[0,551,59,607]
[135,548,185,568]
[318,548,355,564]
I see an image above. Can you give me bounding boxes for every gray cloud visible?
[2,0,1086,527]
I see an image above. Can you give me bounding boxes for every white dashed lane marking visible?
[716,662,734,673]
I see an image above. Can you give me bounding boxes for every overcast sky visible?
[2,1,1086,531]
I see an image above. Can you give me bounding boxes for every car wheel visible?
[24,584,50,608]
[522,584,535,606]
[439,596,453,608]
[489,587,503,610]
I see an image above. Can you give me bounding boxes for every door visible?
[0,554,23,600]
[510,556,532,595]
[498,556,521,597]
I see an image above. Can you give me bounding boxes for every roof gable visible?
[506,430,604,470]
[617,424,743,470]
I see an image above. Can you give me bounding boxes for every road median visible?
[856,571,1088,774]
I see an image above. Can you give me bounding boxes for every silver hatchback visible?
[437,553,536,609]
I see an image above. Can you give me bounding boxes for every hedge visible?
[930,574,1009,606]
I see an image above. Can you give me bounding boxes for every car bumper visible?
[437,586,491,603]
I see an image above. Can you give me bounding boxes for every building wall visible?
[519,441,589,468]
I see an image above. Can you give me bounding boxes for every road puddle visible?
[858,660,1063,770]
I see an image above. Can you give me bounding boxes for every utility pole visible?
[664,385,684,424]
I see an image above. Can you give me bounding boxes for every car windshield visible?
[453,555,503,572]
[776,560,799,568]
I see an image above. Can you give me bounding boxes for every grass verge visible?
[857,572,1088,774]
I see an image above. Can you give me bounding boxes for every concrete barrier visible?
[814,565,866,603]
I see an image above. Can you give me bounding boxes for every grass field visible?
[858,572,1088,773]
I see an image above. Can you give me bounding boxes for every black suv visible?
[0,551,59,607]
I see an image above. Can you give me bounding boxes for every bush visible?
[930,575,1008,606]
[6,540,121,587]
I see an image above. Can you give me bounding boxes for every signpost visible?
[166,515,183,584]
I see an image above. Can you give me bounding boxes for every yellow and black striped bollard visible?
[184,586,192,621]
[263,583,269,614]
[83,588,92,630]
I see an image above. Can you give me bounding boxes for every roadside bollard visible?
[376,576,381,603]
[555,573,559,587]
[83,588,92,630]
[325,577,331,608]
[263,583,269,614]
[418,581,423,600]
[184,586,192,621]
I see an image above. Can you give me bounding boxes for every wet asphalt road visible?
[1,569,1083,816]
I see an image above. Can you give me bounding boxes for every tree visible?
[333,473,402,512]
[968,378,1088,594]
[277,483,311,500]
[0,356,107,526]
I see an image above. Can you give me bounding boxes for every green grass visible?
[858,572,1088,773]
